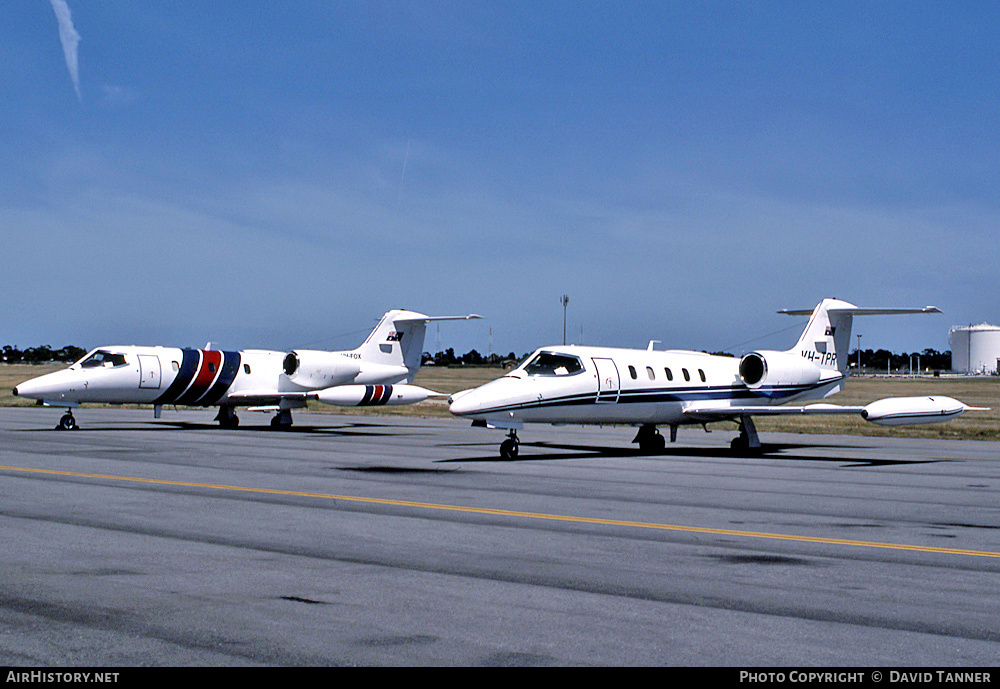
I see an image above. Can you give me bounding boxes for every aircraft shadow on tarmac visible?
[156,419,432,438]
[436,440,944,468]
[31,419,431,439]
[29,418,943,468]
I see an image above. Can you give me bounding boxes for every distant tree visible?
[433,348,457,366]
[464,349,486,365]
[55,345,86,363]
[21,346,54,364]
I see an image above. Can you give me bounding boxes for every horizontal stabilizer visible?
[779,305,941,316]
[392,314,483,324]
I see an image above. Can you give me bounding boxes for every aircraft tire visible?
[639,432,666,454]
[500,438,519,460]
[730,435,761,457]
[57,413,77,431]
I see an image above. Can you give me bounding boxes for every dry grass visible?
[1,364,62,406]
[4,364,997,440]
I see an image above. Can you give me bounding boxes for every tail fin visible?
[353,310,482,380]
[780,299,941,375]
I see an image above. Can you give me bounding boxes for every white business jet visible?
[449,298,983,458]
[15,309,480,430]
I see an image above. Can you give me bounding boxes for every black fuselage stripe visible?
[202,351,241,406]
[153,349,200,405]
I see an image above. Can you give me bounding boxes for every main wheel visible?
[57,413,77,431]
[639,431,666,454]
[730,434,760,456]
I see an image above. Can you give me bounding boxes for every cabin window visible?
[699,369,706,382]
[646,366,655,380]
[80,350,128,368]
[664,367,673,381]
[682,368,690,382]
[522,351,584,376]
[244,364,251,374]
[172,361,180,372]
[209,362,217,374]
[628,365,637,380]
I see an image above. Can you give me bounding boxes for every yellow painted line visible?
[3,464,999,559]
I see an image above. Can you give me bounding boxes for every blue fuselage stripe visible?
[153,349,200,405]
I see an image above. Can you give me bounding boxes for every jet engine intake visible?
[739,351,822,390]
[282,350,361,389]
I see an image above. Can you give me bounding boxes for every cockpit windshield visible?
[521,351,584,376]
[80,350,128,368]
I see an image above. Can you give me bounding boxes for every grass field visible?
[4,363,998,441]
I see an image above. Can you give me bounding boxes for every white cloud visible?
[49,0,82,100]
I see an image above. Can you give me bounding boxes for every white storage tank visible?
[950,324,1000,374]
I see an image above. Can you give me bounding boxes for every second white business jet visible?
[449,298,984,458]
[15,309,480,430]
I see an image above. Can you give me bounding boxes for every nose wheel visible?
[499,430,520,460]
[56,411,78,431]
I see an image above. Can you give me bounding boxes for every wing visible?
[685,396,982,427]
[683,403,863,423]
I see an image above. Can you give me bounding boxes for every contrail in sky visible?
[49,0,82,100]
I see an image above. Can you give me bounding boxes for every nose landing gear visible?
[56,410,78,431]
[499,429,520,460]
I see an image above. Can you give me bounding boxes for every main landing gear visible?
[499,429,520,460]
[730,415,761,456]
[632,424,667,454]
[270,409,293,428]
[215,406,240,429]
[215,406,294,429]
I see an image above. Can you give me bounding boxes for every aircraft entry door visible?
[138,355,162,389]
[593,358,620,403]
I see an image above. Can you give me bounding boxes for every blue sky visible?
[3,2,998,358]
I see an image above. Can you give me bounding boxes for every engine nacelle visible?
[862,396,969,426]
[282,350,361,390]
[739,350,823,391]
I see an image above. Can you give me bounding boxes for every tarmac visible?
[1,406,998,666]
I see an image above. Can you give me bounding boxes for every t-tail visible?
[352,310,483,381]
[780,298,941,375]
[737,299,941,402]
[282,310,481,389]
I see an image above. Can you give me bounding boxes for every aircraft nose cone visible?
[448,389,479,417]
[12,369,78,402]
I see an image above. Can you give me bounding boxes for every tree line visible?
[4,344,952,372]
[854,348,951,372]
[2,345,88,364]
[424,347,953,371]
[422,349,520,366]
